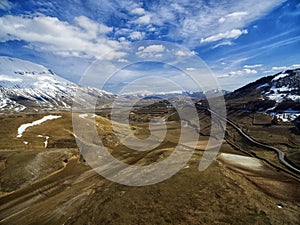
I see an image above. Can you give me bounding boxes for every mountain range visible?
[0,56,299,122]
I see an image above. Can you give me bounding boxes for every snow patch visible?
[266,85,300,102]
[17,115,61,137]
[256,83,269,89]
[277,204,283,209]
[218,153,263,169]
[0,99,9,109]
[272,73,289,81]
[274,113,300,122]
[79,114,88,118]
[0,75,22,82]
[44,136,49,148]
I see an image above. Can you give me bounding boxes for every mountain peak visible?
[0,56,49,73]
[0,56,72,89]
[0,56,113,112]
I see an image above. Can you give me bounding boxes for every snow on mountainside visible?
[226,68,300,122]
[0,56,113,112]
[265,70,300,102]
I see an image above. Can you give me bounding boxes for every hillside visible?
[226,68,300,122]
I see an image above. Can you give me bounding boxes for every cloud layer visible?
[0,0,287,58]
[0,14,123,59]
[0,0,298,92]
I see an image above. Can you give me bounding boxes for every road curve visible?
[208,109,300,174]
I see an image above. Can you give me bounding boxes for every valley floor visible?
[0,111,299,224]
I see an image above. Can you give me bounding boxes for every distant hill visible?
[226,68,300,122]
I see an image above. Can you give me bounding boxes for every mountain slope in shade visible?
[226,68,300,121]
[0,56,113,112]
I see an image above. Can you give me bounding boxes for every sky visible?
[0,0,299,92]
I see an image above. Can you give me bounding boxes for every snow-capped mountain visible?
[226,68,300,121]
[122,90,207,100]
[122,90,230,101]
[0,56,114,112]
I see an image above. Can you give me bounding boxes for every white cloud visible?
[146,0,285,46]
[118,58,129,63]
[0,0,12,10]
[118,37,126,42]
[263,64,300,73]
[131,7,145,15]
[218,11,248,24]
[272,66,287,71]
[244,68,258,74]
[0,14,124,59]
[212,41,232,49]
[175,50,195,57]
[200,29,248,43]
[244,64,262,68]
[186,68,196,71]
[141,45,165,53]
[218,17,226,23]
[226,11,248,19]
[229,68,257,76]
[129,31,145,40]
[74,16,112,36]
[136,44,165,58]
[133,14,151,24]
[0,0,287,59]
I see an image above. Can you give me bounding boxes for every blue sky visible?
[0,0,299,92]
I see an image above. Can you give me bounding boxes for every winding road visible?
[208,109,300,174]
